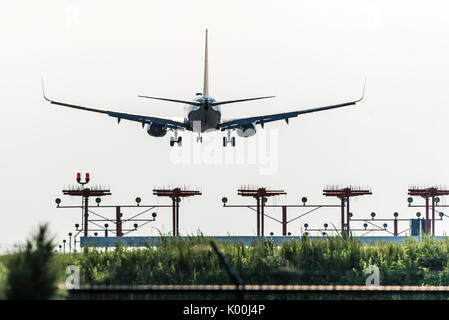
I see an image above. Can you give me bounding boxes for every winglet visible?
[41,76,51,102]
[356,77,367,102]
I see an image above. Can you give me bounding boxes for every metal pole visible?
[394,218,398,236]
[261,198,265,237]
[172,197,176,236]
[425,196,429,235]
[282,206,287,236]
[256,197,260,236]
[346,197,350,235]
[432,196,435,236]
[84,196,89,237]
[116,206,122,237]
[176,197,180,236]
[341,197,345,235]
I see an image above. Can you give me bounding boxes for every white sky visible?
[1,0,449,249]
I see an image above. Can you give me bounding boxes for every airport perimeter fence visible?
[67,284,449,300]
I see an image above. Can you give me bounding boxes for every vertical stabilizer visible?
[203,29,209,98]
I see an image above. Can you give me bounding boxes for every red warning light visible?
[76,172,81,181]
[85,173,90,182]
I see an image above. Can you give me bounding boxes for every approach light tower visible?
[60,173,111,237]
[323,186,372,235]
[153,187,202,236]
[407,187,449,236]
[237,187,286,236]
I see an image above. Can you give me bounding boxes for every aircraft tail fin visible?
[203,29,209,98]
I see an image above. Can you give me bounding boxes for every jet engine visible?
[236,124,256,137]
[146,123,167,137]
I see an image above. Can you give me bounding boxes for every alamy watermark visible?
[364,265,380,287]
[169,128,279,175]
[65,265,80,289]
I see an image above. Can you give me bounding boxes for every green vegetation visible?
[2,225,63,299]
[59,235,449,287]
[3,233,449,299]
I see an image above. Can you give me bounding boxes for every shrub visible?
[5,224,59,300]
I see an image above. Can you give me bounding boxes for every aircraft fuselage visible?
[186,96,221,133]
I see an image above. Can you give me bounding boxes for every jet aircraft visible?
[43,29,364,147]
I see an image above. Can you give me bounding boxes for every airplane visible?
[43,29,365,147]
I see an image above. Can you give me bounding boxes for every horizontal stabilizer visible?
[210,96,275,106]
[138,95,202,106]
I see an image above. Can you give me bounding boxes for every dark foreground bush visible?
[5,224,59,299]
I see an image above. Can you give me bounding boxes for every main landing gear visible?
[170,130,182,147]
[223,130,236,147]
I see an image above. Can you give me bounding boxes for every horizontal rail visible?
[88,219,155,222]
[57,205,172,209]
[68,284,449,294]
[223,204,340,208]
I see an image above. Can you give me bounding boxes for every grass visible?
[47,235,449,286]
[3,233,449,299]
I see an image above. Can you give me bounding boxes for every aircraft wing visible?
[219,95,364,131]
[43,94,189,131]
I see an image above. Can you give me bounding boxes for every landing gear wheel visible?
[231,137,236,147]
[223,137,227,147]
[170,136,182,147]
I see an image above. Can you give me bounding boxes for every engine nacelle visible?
[236,124,256,137]
[146,123,167,137]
